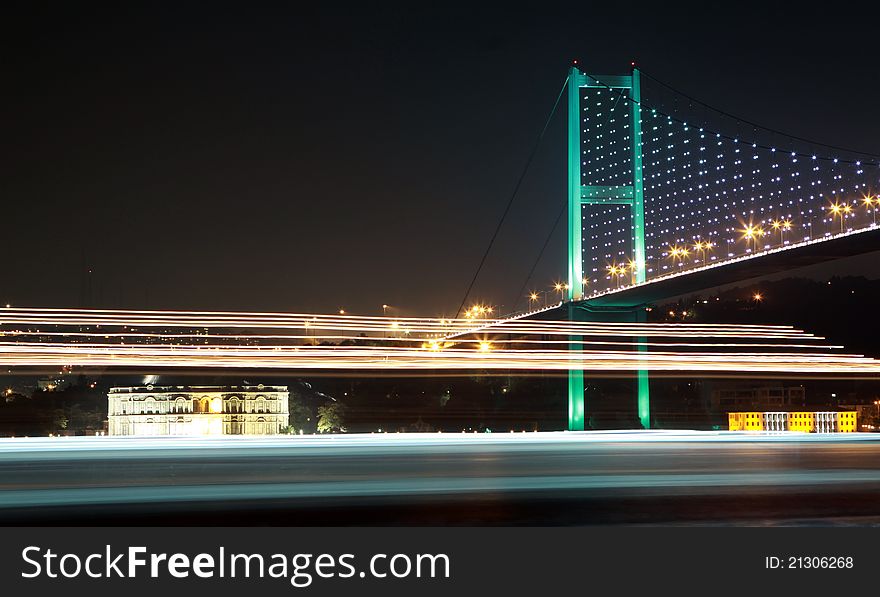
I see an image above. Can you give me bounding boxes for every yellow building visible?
[788,411,814,432]
[837,411,857,433]
[728,412,765,431]
[728,411,856,433]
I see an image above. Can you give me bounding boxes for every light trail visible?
[1,306,822,338]
[0,342,877,373]
[2,430,878,456]
[0,331,840,350]
[0,306,873,374]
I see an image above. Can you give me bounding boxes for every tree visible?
[316,402,346,433]
[288,393,315,434]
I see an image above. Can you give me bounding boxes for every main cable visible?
[640,69,880,159]
[510,201,565,313]
[581,69,880,165]
[454,74,569,318]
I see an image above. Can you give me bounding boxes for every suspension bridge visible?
[451,63,880,431]
[4,62,880,524]
[2,63,880,433]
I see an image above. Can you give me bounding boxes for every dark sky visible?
[3,4,880,317]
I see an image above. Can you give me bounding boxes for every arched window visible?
[256,396,267,414]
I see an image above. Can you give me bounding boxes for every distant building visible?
[839,403,880,431]
[728,411,856,433]
[108,385,289,436]
[37,377,67,392]
[711,385,805,411]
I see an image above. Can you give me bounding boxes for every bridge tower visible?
[567,64,649,430]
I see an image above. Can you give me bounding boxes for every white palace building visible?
[108,385,289,436]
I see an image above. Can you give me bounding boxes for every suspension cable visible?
[454,74,569,318]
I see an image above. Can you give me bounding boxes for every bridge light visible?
[863,195,877,225]
[829,202,848,232]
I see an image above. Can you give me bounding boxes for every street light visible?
[771,220,783,245]
[606,264,626,288]
[528,291,539,310]
[553,282,567,302]
[668,245,688,267]
[693,240,712,264]
[829,202,846,233]
[678,246,690,265]
[740,225,756,251]
[625,259,638,283]
[863,194,877,225]
[740,224,763,252]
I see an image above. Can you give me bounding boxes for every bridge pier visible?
[567,304,585,430]
[568,303,650,430]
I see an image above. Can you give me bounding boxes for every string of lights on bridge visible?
[578,72,880,294]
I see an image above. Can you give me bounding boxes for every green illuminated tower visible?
[567,64,649,430]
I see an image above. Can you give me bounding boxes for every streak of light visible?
[0,306,871,374]
[0,342,877,373]
[0,331,840,350]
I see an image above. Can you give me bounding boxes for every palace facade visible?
[728,411,857,433]
[108,385,289,436]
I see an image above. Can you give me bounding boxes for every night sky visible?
[4,4,880,317]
